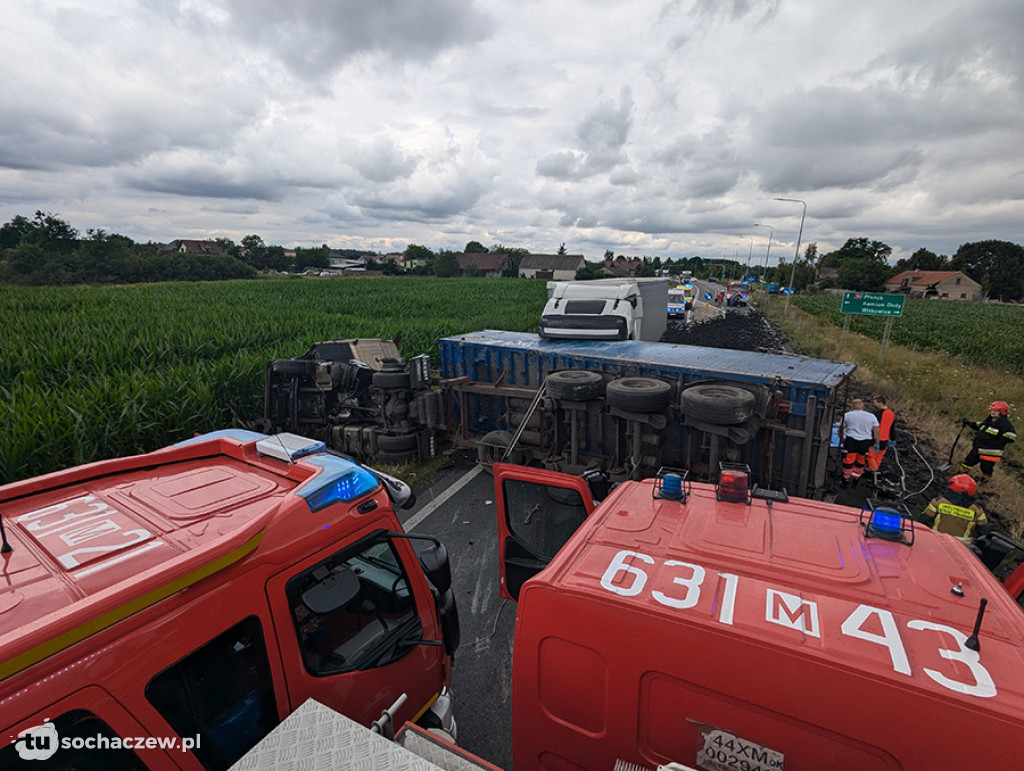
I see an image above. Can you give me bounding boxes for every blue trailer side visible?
[439,330,856,497]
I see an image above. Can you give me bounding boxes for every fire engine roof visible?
[535,477,1024,709]
[443,330,856,391]
[0,430,379,683]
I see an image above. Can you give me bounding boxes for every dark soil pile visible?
[662,307,792,353]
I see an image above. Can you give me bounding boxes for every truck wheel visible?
[606,378,672,413]
[377,432,418,453]
[545,370,605,401]
[679,383,755,425]
[477,430,526,472]
[377,450,417,465]
[272,358,313,376]
[373,370,411,389]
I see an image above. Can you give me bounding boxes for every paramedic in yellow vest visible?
[866,395,894,474]
[920,474,987,541]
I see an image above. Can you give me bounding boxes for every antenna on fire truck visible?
[0,512,13,554]
[965,597,988,652]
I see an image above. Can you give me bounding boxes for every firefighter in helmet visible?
[961,401,1016,481]
[920,474,987,541]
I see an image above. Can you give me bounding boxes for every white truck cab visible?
[539,279,668,342]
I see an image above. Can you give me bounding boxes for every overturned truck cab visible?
[260,338,446,465]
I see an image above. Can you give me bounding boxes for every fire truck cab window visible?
[503,478,588,560]
[0,710,148,771]
[145,616,277,771]
[286,536,418,676]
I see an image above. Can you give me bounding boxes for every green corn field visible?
[792,294,1024,375]
[0,277,548,484]
[4,279,1020,486]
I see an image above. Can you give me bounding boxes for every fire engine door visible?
[493,463,594,601]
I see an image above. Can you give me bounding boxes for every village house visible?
[167,239,223,255]
[518,253,586,280]
[600,255,642,277]
[455,252,510,278]
[884,270,983,300]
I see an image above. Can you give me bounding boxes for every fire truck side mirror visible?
[418,542,453,595]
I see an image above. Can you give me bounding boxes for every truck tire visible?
[377,449,418,465]
[477,429,526,472]
[545,370,605,401]
[377,432,418,453]
[373,370,411,390]
[679,383,755,425]
[272,358,313,376]
[606,378,672,413]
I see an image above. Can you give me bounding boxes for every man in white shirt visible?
[839,398,880,488]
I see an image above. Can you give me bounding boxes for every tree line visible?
[2,212,1021,301]
[771,238,1024,302]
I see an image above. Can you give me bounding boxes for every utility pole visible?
[754,224,773,280]
[774,198,806,316]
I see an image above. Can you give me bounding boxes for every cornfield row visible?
[0,277,548,484]
[791,295,1024,374]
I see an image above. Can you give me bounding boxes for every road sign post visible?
[838,292,906,361]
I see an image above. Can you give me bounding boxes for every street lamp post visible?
[745,238,753,276]
[774,198,806,315]
[754,223,773,280]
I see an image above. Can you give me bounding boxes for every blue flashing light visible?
[297,455,380,512]
[662,473,683,499]
[871,507,904,534]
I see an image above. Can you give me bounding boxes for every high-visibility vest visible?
[925,497,987,539]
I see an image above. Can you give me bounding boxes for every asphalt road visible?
[398,453,516,770]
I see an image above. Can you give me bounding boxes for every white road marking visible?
[403,463,484,531]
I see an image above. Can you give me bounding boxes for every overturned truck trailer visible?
[260,331,856,498]
[441,330,856,497]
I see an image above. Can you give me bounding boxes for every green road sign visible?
[840,291,906,317]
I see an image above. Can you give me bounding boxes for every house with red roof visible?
[167,239,223,255]
[455,252,510,277]
[883,270,983,300]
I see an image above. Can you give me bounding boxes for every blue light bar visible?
[870,507,904,534]
[296,455,380,512]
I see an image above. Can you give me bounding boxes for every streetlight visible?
[745,238,753,276]
[754,223,773,280]
[774,198,806,315]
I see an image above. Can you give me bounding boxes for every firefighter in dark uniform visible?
[961,401,1016,482]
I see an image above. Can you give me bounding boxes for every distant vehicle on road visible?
[666,283,694,317]
[726,281,749,307]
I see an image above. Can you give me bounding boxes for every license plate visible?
[695,727,784,771]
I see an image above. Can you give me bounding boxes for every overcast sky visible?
[2,0,1022,265]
